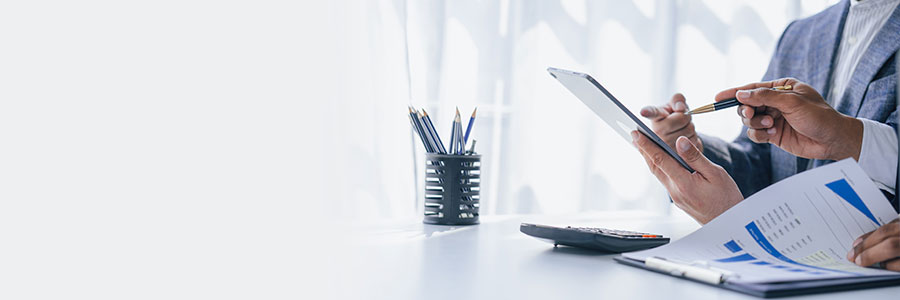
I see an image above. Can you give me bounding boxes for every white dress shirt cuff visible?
[856,118,897,194]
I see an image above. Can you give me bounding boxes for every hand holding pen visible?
[686,85,792,115]
[712,78,863,161]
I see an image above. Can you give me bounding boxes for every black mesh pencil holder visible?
[423,153,481,225]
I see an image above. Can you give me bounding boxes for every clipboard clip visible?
[645,256,737,285]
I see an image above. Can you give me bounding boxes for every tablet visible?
[547,67,694,173]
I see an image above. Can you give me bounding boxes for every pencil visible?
[422,109,447,154]
[455,108,464,154]
[463,107,476,146]
[686,85,792,115]
[448,111,457,155]
[408,106,433,152]
[418,110,440,153]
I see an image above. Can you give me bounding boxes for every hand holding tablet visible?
[548,67,744,224]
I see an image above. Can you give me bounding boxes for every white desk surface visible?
[331,211,900,299]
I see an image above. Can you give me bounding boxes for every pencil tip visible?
[471,107,477,117]
[422,109,428,116]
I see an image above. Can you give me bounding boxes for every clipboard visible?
[614,256,900,298]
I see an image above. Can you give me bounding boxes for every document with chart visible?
[623,159,900,284]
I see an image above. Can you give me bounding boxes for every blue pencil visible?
[463,107,476,146]
[457,119,464,154]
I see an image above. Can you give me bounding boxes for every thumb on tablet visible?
[676,136,714,174]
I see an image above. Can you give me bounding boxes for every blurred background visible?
[0,0,843,298]
[328,0,840,221]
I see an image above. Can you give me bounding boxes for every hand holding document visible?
[849,219,900,270]
[622,159,899,284]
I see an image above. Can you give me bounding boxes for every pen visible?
[645,257,726,285]
[686,85,792,115]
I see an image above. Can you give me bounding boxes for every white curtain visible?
[326,0,839,221]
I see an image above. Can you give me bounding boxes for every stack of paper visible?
[623,159,900,284]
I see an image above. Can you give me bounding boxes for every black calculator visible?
[520,223,669,253]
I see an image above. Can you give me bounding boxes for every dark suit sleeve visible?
[699,22,797,198]
[700,132,771,198]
